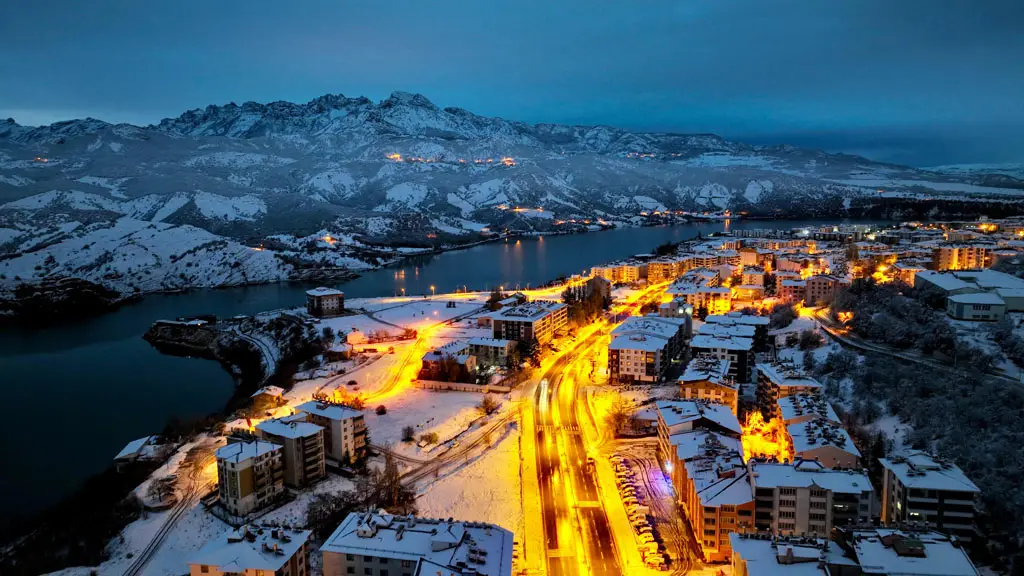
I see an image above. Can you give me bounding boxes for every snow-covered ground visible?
[366,388,498,451]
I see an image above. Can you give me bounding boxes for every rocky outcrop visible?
[0,277,136,325]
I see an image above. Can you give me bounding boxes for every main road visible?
[533,283,668,576]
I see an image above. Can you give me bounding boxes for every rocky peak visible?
[380,91,438,111]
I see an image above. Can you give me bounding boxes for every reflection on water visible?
[0,219,872,521]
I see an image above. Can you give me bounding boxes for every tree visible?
[478,394,500,416]
[654,241,678,256]
[401,426,415,442]
[518,338,541,367]
[802,350,816,373]
[419,431,439,444]
[375,405,387,415]
[606,395,634,435]
[769,302,797,329]
[798,329,824,350]
[306,491,361,539]
[486,288,505,311]
[321,326,335,342]
[695,305,709,320]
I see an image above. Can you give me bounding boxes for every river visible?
[0,219,854,524]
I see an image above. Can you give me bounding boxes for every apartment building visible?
[215,440,284,517]
[467,337,516,367]
[705,313,770,352]
[755,362,823,414]
[255,416,326,488]
[591,261,646,283]
[295,401,367,465]
[607,316,688,383]
[732,527,981,576]
[879,452,980,541]
[648,258,683,283]
[680,356,739,414]
[690,334,755,384]
[681,287,733,315]
[741,266,767,287]
[804,275,847,306]
[776,393,840,426]
[932,244,995,271]
[785,418,861,469]
[322,512,514,576]
[306,287,345,317]
[490,300,567,345]
[750,459,874,536]
[669,429,754,562]
[655,400,742,461]
[189,523,311,576]
[778,279,807,302]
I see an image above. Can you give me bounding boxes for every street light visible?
[430,285,436,297]
[401,287,405,296]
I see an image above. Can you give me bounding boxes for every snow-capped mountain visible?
[1,92,1022,302]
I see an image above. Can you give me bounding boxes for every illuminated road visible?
[533,282,669,576]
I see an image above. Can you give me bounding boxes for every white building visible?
[679,356,738,414]
[321,512,514,576]
[655,400,742,461]
[306,287,345,317]
[189,523,311,576]
[215,440,284,517]
[295,401,368,465]
[750,459,874,536]
[879,452,980,541]
[786,418,862,469]
[690,334,755,383]
[946,292,1006,321]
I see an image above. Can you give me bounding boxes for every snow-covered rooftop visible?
[777,394,840,424]
[787,418,861,458]
[306,286,344,297]
[322,512,514,576]
[878,452,979,493]
[656,400,742,435]
[609,333,668,352]
[467,337,513,347]
[251,385,285,398]
[757,362,823,390]
[697,322,756,339]
[850,528,979,576]
[114,435,158,461]
[751,460,871,494]
[729,534,828,576]
[671,429,743,462]
[189,523,311,572]
[691,334,754,351]
[296,400,363,421]
[679,356,734,388]
[256,417,323,440]
[612,315,686,340]
[948,292,1005,305]
[215,440,282,463]
[490,301,565,322]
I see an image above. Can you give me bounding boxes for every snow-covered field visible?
[365,388,496,449]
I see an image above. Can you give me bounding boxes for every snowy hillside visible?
[2,92,1023,299]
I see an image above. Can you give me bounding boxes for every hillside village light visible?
[430,285,435,297]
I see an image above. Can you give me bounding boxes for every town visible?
[47,217,1024,576]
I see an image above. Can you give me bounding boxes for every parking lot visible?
[610,445,703,574]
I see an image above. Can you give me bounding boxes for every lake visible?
[0,218,851,523]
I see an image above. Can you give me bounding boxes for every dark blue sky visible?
[2,1,1022,166]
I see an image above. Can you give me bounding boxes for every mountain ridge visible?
[2,90,1023,307]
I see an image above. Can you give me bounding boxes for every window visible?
[810,501,826,510]
[779,511,795,519]
[379,558,388,565]
[364,556,374,562]
[347,555,355,561]
[779,488,797,496]
[364,569,372,576]
[704,529,717,536]
[380,571,388,576]
[779,499,796,508]
[401,561,414,568]
[200,567,209,574]
[810,513,827,521]
[347,569,354,575]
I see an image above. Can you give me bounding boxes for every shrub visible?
[375,405,387,415]
[401,426,415,442]
[419,431,439,444]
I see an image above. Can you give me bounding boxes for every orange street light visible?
[430,285,436,297]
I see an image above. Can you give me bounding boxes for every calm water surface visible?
[0,219,858,521]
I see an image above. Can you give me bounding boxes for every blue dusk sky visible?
[1,0,1022,166]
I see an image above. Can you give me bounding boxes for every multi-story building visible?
[306,287,345,317]
[785,418,862,469]
[607,316,689,383]
[679,355,738,414]
[804,275,847,306]
[467,337,516,367]
[755,362,822,413]
[833,527,982,576]
[879,452,980,541]
[741,267,766,287]
[778,279,807,302]
[750,459,874,536]
[932,244,995,271]
[655,400,742,461]
[295,401,367,465]
[490,300,567,344]
[680,287,733,315]
[669,429,754,562]
[321,512,514,576]
[690,334,755,383]
[705,313,770,352]
[215,440,284,517]
[189,523,312,576]
[255,416,326,488]
[776,393,840,426]
[648,258,683,283]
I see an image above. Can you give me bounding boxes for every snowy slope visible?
[2,90,1022,296]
